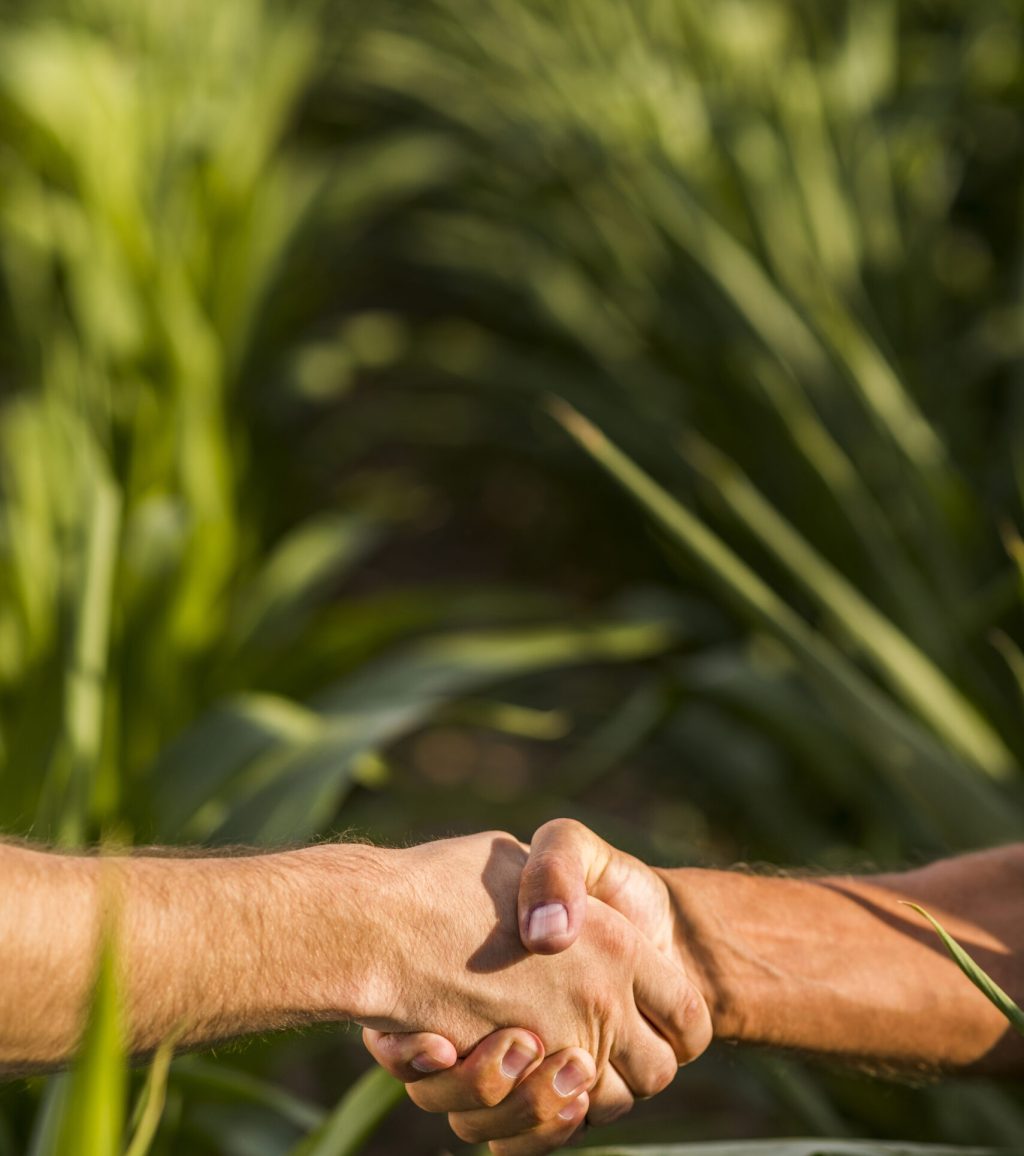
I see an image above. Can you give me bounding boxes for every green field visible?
[1,1,1023,1152]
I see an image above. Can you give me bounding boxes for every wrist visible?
[277,842,403,1025]
[655,866,741,1039]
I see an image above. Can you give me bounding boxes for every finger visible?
[607,1005,681,1105]
[448,1048,595,1143]
[486,1092,590,1156]
[631,942,713,1066]
[362,1028,458,1081]
[585,1062,635,1127]
[519,819,612,954]
[606,936,705,1099]
[408,1029,544,1114]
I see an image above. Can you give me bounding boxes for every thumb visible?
[362,1027,458,1081]
[518,818,612,954]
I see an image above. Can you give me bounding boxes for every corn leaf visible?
[683,434,1013,779]
[151,693,323,839]
[166,618,679,843]
[123,1033,179,1156]
[902,903,1024,1038]
[45,931,126,1156]
[287,1068,403,1156]
[550,400,1017,845]
[171,1058,325,1133]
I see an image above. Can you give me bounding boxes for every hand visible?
[360,829,707,1141]
[365,821,712,1154]
[516,817,677,958]
[366,1025,595,1155]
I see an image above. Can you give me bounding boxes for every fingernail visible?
[501,1041,538,1079]
[554,1060,588,1096]
[410,1053,447,1073]
[558,1099,582,1121]
[526,902,569,943]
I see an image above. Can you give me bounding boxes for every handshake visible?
[1,816,1019,1152]
[358,820,713,1155]
[350,824,1024,1154]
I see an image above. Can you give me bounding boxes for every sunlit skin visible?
[0,831,710,1132]
[367,820,1024,1156]
[4,827,1021,1156]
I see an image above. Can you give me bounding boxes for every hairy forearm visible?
[0,841,391,1073]
[661,845,1024,1074]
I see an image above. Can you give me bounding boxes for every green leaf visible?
[550,400,1017,846]
[207,732,366,845]
[682,434,1013,779]
[901,902,1024,1038]
[171,1058,325,1133]
[45,929,126,1156]
[227,513,382,656]
[990,630,1024,709]
[287,1068,403,1156]
[436,699,572,739]
[151,693,323,839]
[37,460,122,844]
[123,1033,178,1156]
[26,1077,70,1156]
[314,619,677,720]
[179,617,678,843]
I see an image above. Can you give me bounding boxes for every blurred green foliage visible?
[1,0,1023,1151]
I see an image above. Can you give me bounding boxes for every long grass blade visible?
[549,399,1016,844]
[902,902,1024,1038]
[171,1058,325,1133]
[123,1029,183,1156]
[683,434,1013,779]
[45,928,126,1156]
[287,1068,403,1156]
[36,460,121,845]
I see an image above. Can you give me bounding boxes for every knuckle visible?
[448,1113,485,1144]
[525,845,570,876]
[672,992,713,1063]
[460,1055,512,1108]
[591,909,633,960]
[407,1081,461,1115]
[634,1054,677,1099]
[478,828,511,841]
[476,1080,507,1109]
[459,1063,510,1109]
[515,1081,558,1126]
[406,1084,433,1111]
[535,817,584,849]
[362,1031,392,1066]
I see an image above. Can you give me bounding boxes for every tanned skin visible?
[367,821,1024,1156]
[0,831,711,1134]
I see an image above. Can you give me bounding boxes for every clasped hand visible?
[362,822,712,1155]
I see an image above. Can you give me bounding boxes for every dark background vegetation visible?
[1,1,1023,1152]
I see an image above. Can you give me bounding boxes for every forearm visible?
[0,841,391,1073]
[661,845,1024,1073]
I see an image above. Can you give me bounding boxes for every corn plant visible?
[323,0,1024,1148]
[0,0,691,1151]
[3,0,1024,1153]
